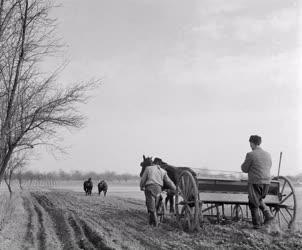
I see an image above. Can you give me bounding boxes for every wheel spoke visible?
[186,207,192,229]
[181,177,185,197]
[279,209,289,225]
[285,206,294,211]
[181,177,186,200]
[187,176,193,199]
[280,192,293,204]
[184,175,190,199]
[284,208,293,219]
[181,176,186,197]
[280,180,286,196]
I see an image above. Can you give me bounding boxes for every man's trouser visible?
[248,183,273,227]
[144,184,162,225]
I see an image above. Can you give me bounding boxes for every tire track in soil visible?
[22,196,34,249]
[67,215,95,250]
[79,219,114,250]
[33,204,47,250]
[32,193,76,250]
[33,192,114,250]
[64,195,161,250]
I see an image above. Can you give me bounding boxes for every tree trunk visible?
[4,176,12,198]
[0,0,28,183]
[0,148,14,183]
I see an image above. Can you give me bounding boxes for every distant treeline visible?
[16,170,140,183]
[10,169,302,185]
[285,173,302,184]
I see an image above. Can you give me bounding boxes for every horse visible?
[83,178,93,195]
[98,180,108,196]
[140,156,196,213]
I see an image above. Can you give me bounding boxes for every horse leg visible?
[171,194,175,213]
[168,194,174,213]
[165,196,169,211]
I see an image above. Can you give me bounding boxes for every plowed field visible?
[0,190,301,250]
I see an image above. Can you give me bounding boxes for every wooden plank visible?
[197,179,279,195]
[199,192,280,205]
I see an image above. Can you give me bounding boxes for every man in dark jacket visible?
[241,135,274,229]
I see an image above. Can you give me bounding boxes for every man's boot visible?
[250,208,261,229]
[263,209,274,225]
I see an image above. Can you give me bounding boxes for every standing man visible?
[140,157,176,226]
[241,135,274,229]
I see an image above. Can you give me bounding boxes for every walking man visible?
[241,135,274,229]
[140,157,176,226]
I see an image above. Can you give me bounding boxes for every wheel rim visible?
[175,170,200,232]
[272,176,297,229]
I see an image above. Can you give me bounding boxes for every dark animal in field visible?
[83,178,93,195]
[140,156,196,213]
[98,180,108,196]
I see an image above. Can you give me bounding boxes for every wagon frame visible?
[175,170,297,232]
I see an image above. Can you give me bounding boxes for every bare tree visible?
[0,0,98,182]
[4,151,28,196]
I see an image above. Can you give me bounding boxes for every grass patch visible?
[0,193,16,231]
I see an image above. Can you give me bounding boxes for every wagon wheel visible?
[231,204,244,221]
[175,170,200,232]
[272,176,297,229]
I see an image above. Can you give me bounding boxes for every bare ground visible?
[0,190,301,250]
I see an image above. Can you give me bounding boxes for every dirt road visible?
[1,190,302,249]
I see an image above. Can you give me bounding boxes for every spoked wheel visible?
[272,176,297,229]
[231,204,244,221]
[175,170,200,232]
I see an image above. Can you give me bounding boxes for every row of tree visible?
[1,169,139,196]
[18,170,139,183]
[0,0,98,190]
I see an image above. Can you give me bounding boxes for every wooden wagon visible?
[175,170,297,232]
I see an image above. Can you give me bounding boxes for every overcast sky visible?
[30,0,302,176]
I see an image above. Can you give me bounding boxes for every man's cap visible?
[153,157,163,164]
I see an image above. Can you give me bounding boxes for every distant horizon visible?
[24,167,302,178]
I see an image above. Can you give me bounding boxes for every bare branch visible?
[0,0,100,181]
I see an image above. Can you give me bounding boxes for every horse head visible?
[139,155,153,177]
